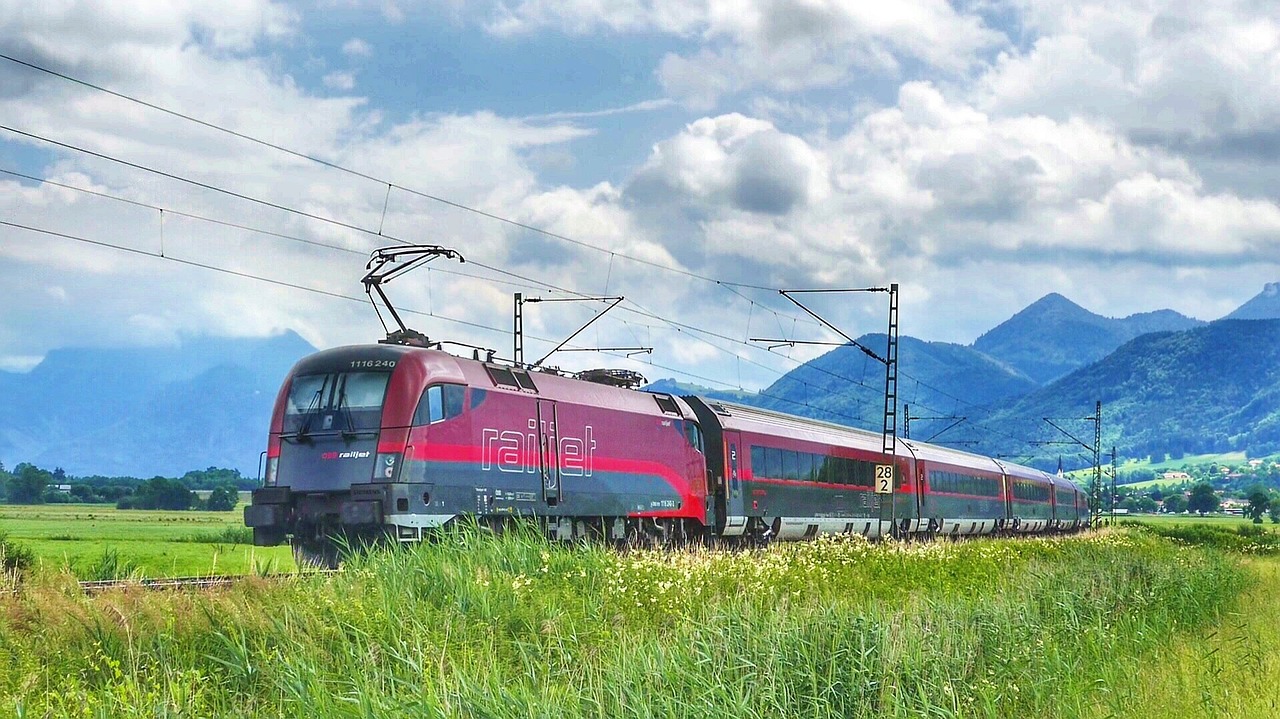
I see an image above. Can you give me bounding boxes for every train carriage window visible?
[782,450,800,480]
[751,446,765,475]
[766,447,783,479]
[802,453,818,482]
[816,456,835,484]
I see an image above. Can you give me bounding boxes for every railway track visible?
[77,570,335,594]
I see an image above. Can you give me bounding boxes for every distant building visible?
[1162,471,1191,480]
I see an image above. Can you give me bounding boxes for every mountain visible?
[642,378,757,404]
[1225,282,1280,320]
[0,332,315,477]
[967,319,1280,467]
[750,335,1038,430]
[972,293,1204,384]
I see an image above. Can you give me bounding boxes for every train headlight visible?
[264,456,279,487]
[374,452,401,482]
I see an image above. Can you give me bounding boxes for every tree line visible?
[0,462,242,512]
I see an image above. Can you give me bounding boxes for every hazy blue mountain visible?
[642,378,756,404]
[1225,282,1280,320]
[972,293,1204,384]
[0,332,314,477]
[962,319,1280,469]
[747,335,1038,432]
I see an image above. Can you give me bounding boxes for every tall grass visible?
[0,528,1249,717]
[1123,519,1280,553]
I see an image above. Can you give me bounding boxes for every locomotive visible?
[244,343,1088,565]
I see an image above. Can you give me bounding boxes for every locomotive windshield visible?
[283,371,390,434]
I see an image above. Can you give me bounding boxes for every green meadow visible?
[0,503,291,578]
[4,521,1279,717]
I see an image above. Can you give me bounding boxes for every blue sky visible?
[2,0,1280,392]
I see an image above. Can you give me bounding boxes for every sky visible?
[1,0,1279,394]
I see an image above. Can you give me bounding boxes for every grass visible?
[0,526,1258,718]
[0,503,290,577]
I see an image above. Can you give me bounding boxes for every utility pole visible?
[748,284,900,535]
[1110,445,1118,525]
[1039,400,1104,528]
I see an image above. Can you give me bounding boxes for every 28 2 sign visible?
[874,464,895,494]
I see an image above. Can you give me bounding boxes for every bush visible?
[0,531,35,573]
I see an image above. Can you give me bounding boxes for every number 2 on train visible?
[874,464,894,494]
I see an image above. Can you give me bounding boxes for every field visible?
[4,517,1280,717]
[0,503,292,578]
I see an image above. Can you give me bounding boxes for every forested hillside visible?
[968,320,1280,467]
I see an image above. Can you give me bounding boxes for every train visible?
[244,343,1088,565]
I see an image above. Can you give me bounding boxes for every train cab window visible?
[414,384,466,426]
[682,421,704,453]
[470,388,488,410]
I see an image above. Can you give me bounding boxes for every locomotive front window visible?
[282,371,390,433]
[342,372,392,409]
[286,374,330,415]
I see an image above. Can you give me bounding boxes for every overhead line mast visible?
[748,284,901,534]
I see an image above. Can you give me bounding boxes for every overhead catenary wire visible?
[0,51,1037,431]
[0,218,879,426]
[2,160,1029,446]
[0,115,1035,447]
[0,51,779,292]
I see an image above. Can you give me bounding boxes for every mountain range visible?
[3,283,1280,477]
[0,332,314,477]
[654,283,1280,470]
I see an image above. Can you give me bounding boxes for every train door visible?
[721,430,748,536]
[537,399,560,506]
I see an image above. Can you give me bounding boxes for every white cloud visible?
[342,37,372,57]
[479,0,1004,108]
[629,114,830,216]
[978,0,1280,140]
[322,71,356,90]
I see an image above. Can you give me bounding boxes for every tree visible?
[120,477,195,511]
[6,464,51,504]
[1187,482,1220,515]
[1247,487,1270,523]
[1163,493,1188,514]
[205,485,239,512]
[1136,496,1158,513]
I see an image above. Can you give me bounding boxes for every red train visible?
[245,344,1088,563]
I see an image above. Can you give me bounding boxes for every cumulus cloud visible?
[977,1,1280,144]
[322,71,356,90]
[629,114,829,216]
[478,0,1004,108]
[341,37,372,58]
